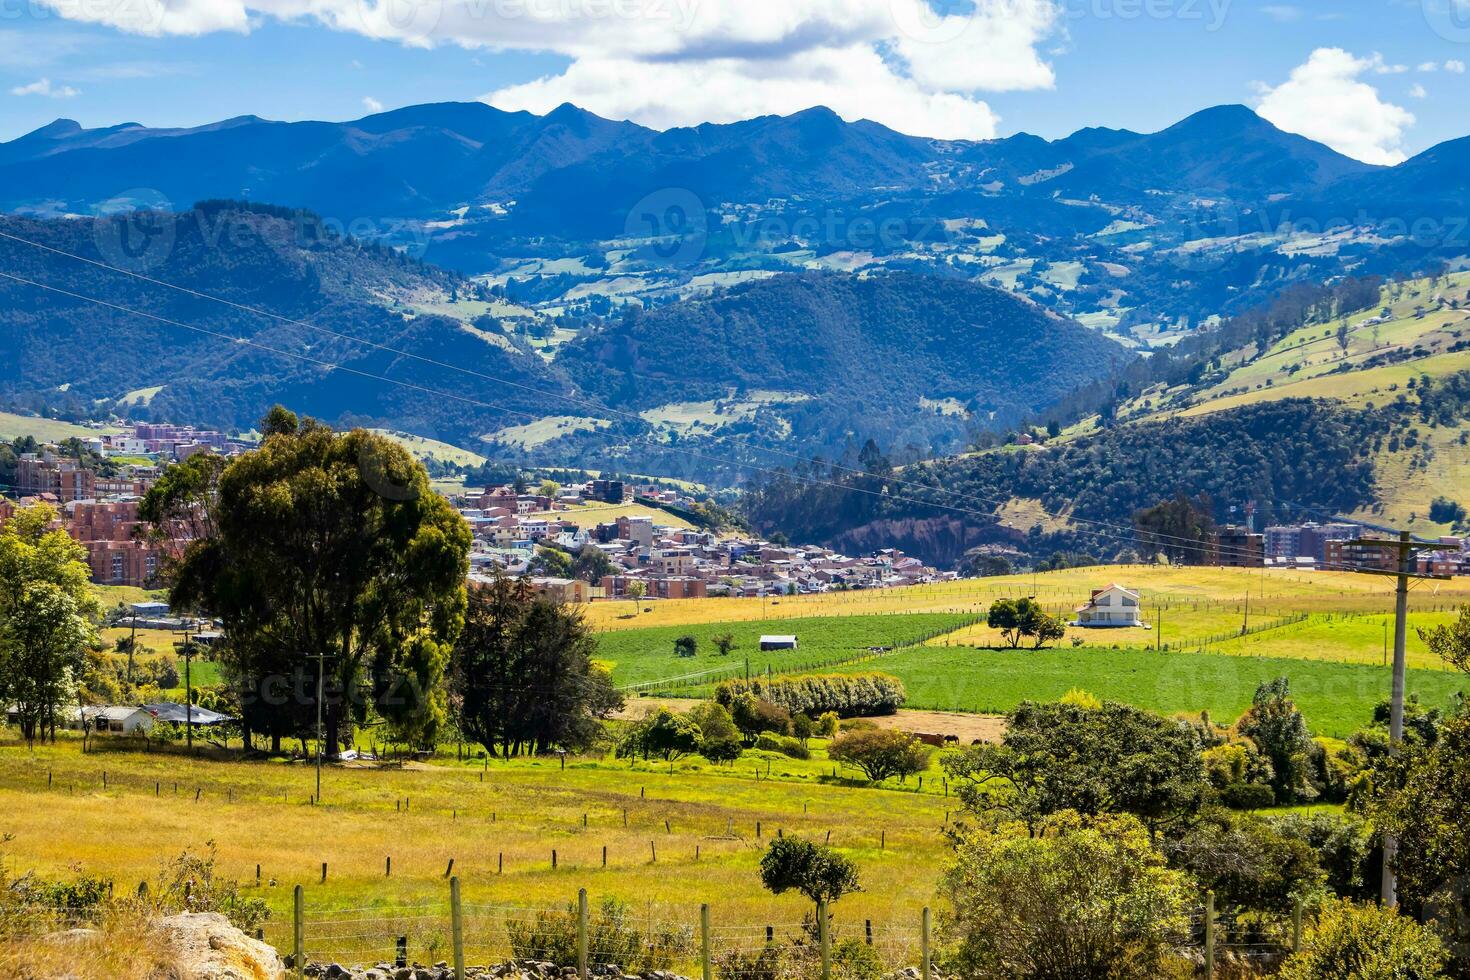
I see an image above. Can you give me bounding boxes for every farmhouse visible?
[759,635,799,651]
[85,706,155,735]
[1073,584,1145,628]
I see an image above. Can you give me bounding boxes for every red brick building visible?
[67,499,162,587]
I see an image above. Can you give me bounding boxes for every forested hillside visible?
[556,272,1123,460]
[744,397,1427,567]
[0,203,581,442]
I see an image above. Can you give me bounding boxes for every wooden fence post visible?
[700,903,712,980]
[1204,891,1215,980]
[577,888,589,980]
[921,906,931,980]
[1292,896,1303,954]
[292,885,304,980]
[817,899,831,980]
[450,876,465,980]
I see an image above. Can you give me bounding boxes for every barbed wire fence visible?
[262,884,1304,980]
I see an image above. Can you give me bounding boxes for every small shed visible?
[759,635,799,651]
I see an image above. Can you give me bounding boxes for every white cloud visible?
[1261,5,1303,21]
[1373,61,1408,74]
[25,0,1065,139]
[362,95,384,112]
[1409,82,1428,98]
[487,45,1001,139]
[10,77,81,98]
[1255,49,1415,165]
[1447,59,1467,73]
[1418,61,1440,72]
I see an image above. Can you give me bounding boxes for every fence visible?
[275,885,932,980]
[268,884,1304,980]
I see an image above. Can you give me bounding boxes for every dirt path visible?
[617,697,1005,743]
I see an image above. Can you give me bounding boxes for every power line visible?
[0,233,1324,565]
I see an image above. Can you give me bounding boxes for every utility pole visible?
[1339,529,1445,908]
[314,652,326,803]
[174,622,196,749]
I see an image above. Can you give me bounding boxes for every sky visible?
[2,0,1469,164]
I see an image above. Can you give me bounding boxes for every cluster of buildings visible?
[4,423,244,586]
[455,480,946,602]
[1206,520,1469,576]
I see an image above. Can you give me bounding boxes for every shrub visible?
[509,897,693,971]
[828,729,931,783]
[715,673,906,719]
[816,712,840,737]
[728,693,792,740]
[1277,900,1448,980]
[759,837,861,909]
[155,842,269,932]
[754,733,810,760]
[1219,782,1277,810]
[939,813,1192,980]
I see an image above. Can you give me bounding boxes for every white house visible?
[83,706,156,735]
[1073,584,1145,628]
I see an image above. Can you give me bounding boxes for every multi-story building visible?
[67,499,164,587]
[17,452,96,501]
[1325,536,1397,573]
[1215,525,1265,567]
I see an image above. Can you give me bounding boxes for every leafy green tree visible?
[1238,677,1318,803]
[711,633,737,657]
[729,692,791,742]
[570,546,616,585]
[1367,706,1470,955]
[1419,603,1470,674]
[688,702,743,765]
[673,635,698,658]
[1163,808,1325,916]
[1277,900,1448,980]
[455,576,622,757]
[620,707,701,765]
[939,812,1192,980]
[1133,492,1217,564]
[944,700,1207,834]
[1029,612,1067,649]
[986,598,1027,648]
[759,837,860,911]
[0,503,99,745]
[828,729,932,783]
[528,545,573,579]
[155,409,472,754]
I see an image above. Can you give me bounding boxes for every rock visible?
[161,912,284,979]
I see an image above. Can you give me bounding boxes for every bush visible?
[754,732,810,760]
[715,673,906,719]
[939,813,1192,980]
[509,897,693,971]
[828,729,932,783]
[1277,900,1448,980]
[1219,782,1277,810]
[728,693,792,740]
[816,712,840,737]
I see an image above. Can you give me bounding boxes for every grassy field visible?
[583,565,1470,632]
[557,502,695,530]
[821,645,1466,737]
[0,738,953,968]
[595,613,975,688]
[0,411,124,442]
[591,565,1470,733]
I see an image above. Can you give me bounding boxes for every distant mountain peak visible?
[27,118,82,139]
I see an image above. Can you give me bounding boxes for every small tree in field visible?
[759,837,860,914]
[712,633,737,657]
[828,729,932,783]
[674,635,697,658]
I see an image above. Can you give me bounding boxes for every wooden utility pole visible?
[1339,529,1447,908]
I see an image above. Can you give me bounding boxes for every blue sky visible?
[2,0,1468,163]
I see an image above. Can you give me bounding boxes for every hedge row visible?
[714,673,906,718]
